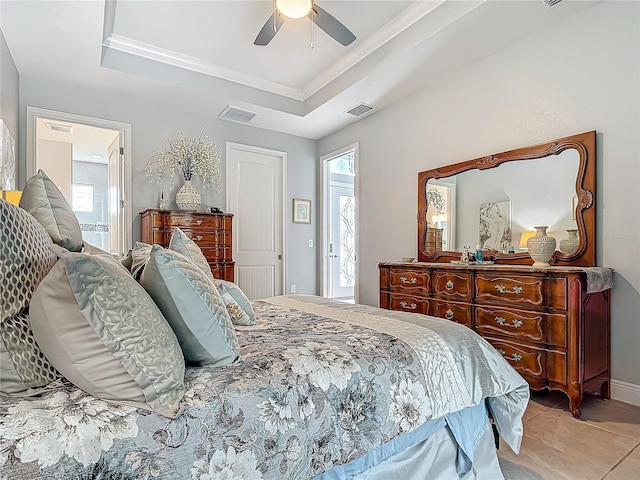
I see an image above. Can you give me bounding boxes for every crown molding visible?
[102,0,449,103]
[103,33,306,100]
[301,0,444,98]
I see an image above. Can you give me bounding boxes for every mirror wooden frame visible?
[417,131,596,266]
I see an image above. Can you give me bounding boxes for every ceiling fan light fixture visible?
[276,0,312,19]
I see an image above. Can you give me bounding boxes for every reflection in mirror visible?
[417,131,596,266]
[425,179,455,251]
[427,149,579,251]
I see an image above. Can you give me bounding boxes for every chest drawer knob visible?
[497,349,523,363]
[495,316,523,328]
[400,276,418,285]
[445,280,454,291]
[444,309,454,320]
[495,284,524,295]
[400,301,418,310]
[185,232,204,241]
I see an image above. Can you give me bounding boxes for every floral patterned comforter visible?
[0,295,529,480]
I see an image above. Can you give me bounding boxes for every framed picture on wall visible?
[293,198,311,224]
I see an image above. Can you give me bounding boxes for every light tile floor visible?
[498,391,640,480]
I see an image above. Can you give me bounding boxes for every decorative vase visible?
[175,180,201,211]
[559,229,579,255]
[526,226,557,267]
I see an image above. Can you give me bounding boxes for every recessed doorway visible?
[321,143,358,303]
[27,107,132,255]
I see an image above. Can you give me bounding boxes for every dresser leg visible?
[568,388,583,418]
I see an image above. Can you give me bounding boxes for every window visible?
[72,184,94,212]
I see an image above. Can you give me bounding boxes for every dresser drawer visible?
[388,293,429,315]
[475,306,567,347]
[431,301,472,328]
[160,229,231,246]
[484,337,567,385]
[475,274,545,307]
[163,214,230,230]
[389,269,431,293]
[433,272,471,300]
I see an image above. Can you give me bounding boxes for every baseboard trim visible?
[611,379,640,406]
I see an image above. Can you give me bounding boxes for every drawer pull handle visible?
[183,218,203,226]
[445,280,454,291]
[495,284,523,295]
[444,309,454,320]
[399,276,418,285]
[498,349,523,363]
[186,233,204,241]
[400,301,417,310]
[495,316,523,328]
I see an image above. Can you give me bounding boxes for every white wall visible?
[319,2,640,386]
[36,139,72,201]
[18,78,318,295]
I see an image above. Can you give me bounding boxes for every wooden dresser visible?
[379,262,612,418]
[140,209,235,282]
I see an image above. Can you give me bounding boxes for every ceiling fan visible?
[254,0,356,47]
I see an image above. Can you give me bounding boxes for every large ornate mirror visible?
[417,131,596,266]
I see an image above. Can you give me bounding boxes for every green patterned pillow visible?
[30,245,185,418]
[0,310,60,395]
[19,169,83,252]
[140,246,240,367]
[0,198,57,323]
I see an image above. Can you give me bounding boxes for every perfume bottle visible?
[475,242,484,262]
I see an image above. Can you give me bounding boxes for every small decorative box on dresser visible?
[140,209,234,282]
[379,262,612,418]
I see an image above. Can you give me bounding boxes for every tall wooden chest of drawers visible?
[140,209,235,282]
[379,262,612,418]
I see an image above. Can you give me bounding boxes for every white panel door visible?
[227,143,285,300]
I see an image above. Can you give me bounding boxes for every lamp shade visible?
[519,230,536,250]
[276,0,312,19]
[1,190,22,206]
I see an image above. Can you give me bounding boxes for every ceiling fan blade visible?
[311,4,356,46]
[254,12,285,46]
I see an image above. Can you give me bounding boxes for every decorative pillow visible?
[140,245,240,367]
[1,309,60,394]
[168,226,214,282]
[19,169,83,252]
[82,241,128,271]
[0,198,57,323]
[219,289,253,326]
[214,279,256,326]
[30,245,185,418]
[130,241,152,280]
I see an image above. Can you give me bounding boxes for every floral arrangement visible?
[145,132,222,193]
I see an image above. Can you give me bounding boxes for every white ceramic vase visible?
[175,180,201,211]
[526,226,557,267]
[559,229,579,255]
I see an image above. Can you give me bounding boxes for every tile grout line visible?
[600,442,640,478]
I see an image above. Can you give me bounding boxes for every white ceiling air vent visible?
[346,103,374,117]
[542,0,564,7]
[218,106,258,124]
[46,122,73,133]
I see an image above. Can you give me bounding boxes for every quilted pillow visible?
[30,245,185,418]
[168,226,214,281]
[130,241,152,280]
[19,169,83,252]
[215,279,256,326]
[0,198,57,323]
[140,245,240,367]
[1,309,60,394]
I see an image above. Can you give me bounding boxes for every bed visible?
[1,294,529,480]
